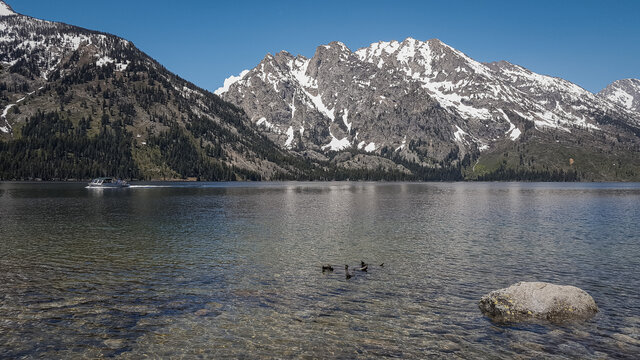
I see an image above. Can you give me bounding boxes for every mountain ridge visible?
[1,1,640,181]
[216,37,640,180]
[0,1,328,181]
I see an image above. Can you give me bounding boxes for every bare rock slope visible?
[217,37,640,180]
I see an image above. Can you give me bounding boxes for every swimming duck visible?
[322,264,334,272]
[345,265,353,279]
[358,261,368,272]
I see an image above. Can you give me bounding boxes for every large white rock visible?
[479,281,598,322]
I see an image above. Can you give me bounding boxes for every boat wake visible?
[86,184,200,189]
[85,186,130,189]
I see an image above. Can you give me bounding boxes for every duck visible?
[322,264,334,272]
[358,261,368,272]
[345,265,353,279]
[379,263,384,267]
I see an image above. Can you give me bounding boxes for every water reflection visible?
[0,182,639,358]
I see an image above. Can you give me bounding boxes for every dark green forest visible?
[0,111,138,180]
[0,110,580,182]
[0,110,469,181]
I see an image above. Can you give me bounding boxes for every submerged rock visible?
[103,338,125,349]
[479,282,598,322]
[194,308,210,316]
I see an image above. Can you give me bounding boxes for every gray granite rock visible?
[479,281,598,322]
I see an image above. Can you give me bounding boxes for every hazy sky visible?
[8,0,640,93]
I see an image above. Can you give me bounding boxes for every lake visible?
[1,182,639,358]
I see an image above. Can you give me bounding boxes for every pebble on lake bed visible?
[103,338,125,349]
[194,308,210,316]
[479,281,598,322]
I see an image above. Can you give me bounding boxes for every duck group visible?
[321,260,383,280]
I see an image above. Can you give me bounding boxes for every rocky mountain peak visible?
[598,78,640,113]
[323,41,351,51]
[273,50,294,62]
[354,37,493,84]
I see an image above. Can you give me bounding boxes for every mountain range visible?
[216,37,640,180]
[1,1,640,181]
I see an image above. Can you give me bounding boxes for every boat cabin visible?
[90,177,114,185]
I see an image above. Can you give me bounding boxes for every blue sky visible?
[8,0,640,93]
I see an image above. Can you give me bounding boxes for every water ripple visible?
[1,182,639,358]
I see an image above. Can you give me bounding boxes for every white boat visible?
[87,177,130,188]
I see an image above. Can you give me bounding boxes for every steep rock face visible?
[0,1,308,180]
[598,79,640,113]
[217,37,640,175]
[218,40,480,167]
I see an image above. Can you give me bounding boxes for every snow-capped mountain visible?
[598,79,640,113]
[0,0,309,180]
[0,5,132,81]
[1,4,131,135]
[216,38,640,168]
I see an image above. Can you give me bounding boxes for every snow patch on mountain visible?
[396,136,407,151]
[322,131,351,151]
[2,103,15,118]
[305,90,335,121]
[96,56,129,71]
[284,126,295,148]
[509,127,522,140]
[612,88,634,109]
[420,80,492,119]
[342,109,352,133]
[453,126,468,142]
[286,58,336,120]
[256,117,275,130]
[0,89,37,133]
[290,58,317,88]
[364,142,376,152]
[498,109,521,140]
[214,69,249,95]
[0,1,15,16]
[598,79,640,113]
